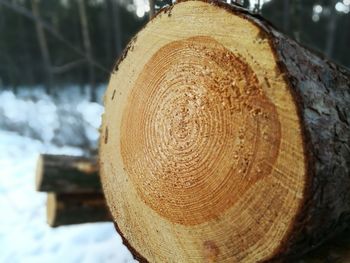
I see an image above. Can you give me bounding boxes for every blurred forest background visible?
[0,1,349,262]
[0,0,349,100]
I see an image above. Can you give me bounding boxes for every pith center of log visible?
[120,36,280,225]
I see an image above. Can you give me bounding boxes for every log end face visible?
[46,193,57,227]
[35,154,44,192]
[120,35,281,226]
[100,1,307,262]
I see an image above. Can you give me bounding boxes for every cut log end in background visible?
[36,154,110,227]
[34,156,350,263]
[47,192,111,227]
[100,0,350,262]
[36,154,101,193]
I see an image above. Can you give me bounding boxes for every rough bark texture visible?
[105,1,350,262]
[47,193,111,227]
[36,154,101,193]
[161,1,350,261]
[300,230,350,263]
[238,5,350,262]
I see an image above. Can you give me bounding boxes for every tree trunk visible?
[100,1,350,262]
[325,0,338,57]
[47,192,111,227]
[291,0,302,42]
[77,0,96,102]
[36,154,101,193]
[109,0,122,56]
[103,0,113,68]
[148,0,155,19]
[31,0,53,94]
[34,155,350,262]
[283,0,290,33]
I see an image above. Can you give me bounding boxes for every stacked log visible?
[36,154,101,193]
[46,192,109,227]
[34,155,350,262]
[36,154,111,227]
[33,1,350,261]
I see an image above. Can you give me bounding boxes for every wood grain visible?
[100,1,350,262]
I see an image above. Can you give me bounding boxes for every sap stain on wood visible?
[104,126,108,144]
[111,89,116,100]
[203,240,220,262]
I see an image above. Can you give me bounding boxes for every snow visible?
[0,86,106,148]
[0,87,136,263]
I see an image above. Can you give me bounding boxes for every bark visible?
[300,231,350,263]
[216,2,350,262]
[36,154,101,193]
[266,18,350,263]
[47,192,111,227]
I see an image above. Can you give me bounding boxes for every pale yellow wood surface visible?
[100,1,306,262]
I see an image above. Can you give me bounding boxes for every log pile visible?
[36,154,111,227]
[34,0,350,262]
[34,155,350,262]
[99,0,350,262]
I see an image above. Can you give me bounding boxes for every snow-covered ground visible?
[0,86,136,263]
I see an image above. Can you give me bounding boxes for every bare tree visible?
[109,0,122,56]
[291,0,301,42]
[0,0,108,73]
[77,0,96,102]
[325,0,338,57]
[149,0,155,19]
[283,0,290,33]
[103,0,113,65]
[31,0,53,94]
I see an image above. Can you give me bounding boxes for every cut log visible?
[47,192,111,227]
[36,154,101,193]
[37,160,350,262]
[99,1,350,262]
